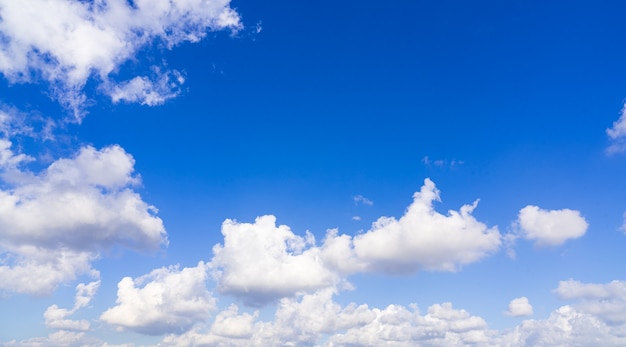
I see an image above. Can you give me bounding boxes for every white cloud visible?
[606,103,626,153]
[100,261,216,335]
[354,195,373,206]
[209,179,501,307]
[0,143,167,295]
[44,280,100,331]
[0,0,242,120]
[505,297,533,317]
[1,330,93,347]
[348,178,501,273]
[516,205,588,247]
[160,289,492,347]
[209,215,340,306]
[501,305,626,347]
[555,279,626,324]
[105,69,185,106]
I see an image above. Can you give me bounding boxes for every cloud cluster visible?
[0,0,242,119]
[159,289,492,347]
[555,279,626,324]
[0,143,166,295]
[208,179,501,306]
[100,262,215,335]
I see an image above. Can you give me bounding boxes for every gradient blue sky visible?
[1,0,626,346]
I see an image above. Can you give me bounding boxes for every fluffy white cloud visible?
[160,291,493,347]
[516,205,588,247]
[328,302,492,347]
[555,279,626,324]
[100,262,216,335]
[0,0,242,119]
[0,143,167,295]
[209,179,501,306]
[44,280,100,331]
[505,297,533,317]
[501,305,626,347]
[209,215,340,306]
[348,178,501,273]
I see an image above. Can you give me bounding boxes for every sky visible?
[1,0,626,346]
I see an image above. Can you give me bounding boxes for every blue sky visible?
[1,0,626,346]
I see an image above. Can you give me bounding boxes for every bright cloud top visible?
[0,143,166,295]
[0,0,242,119]
[209,215,340,306]
[349,178,501,273]
[516,205,588,247]
[505,296,533,317]
[100,262,215,335]
[208,179,501,307]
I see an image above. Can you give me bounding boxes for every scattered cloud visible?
[515,205,588,247]
[44,280,100,331]
[0,0,242,120]
[0,143,166,295]
[353,195,373,206]
[422,156,464,169]
[501,305,626,347]
[209,215,340,306]
[100,262,215,335]
[555,279,626,324]
[352,215,361,221]
[505,296,533,317]
[160,289,493,347]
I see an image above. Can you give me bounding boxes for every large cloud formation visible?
[0,142,166,295]
[0,0,242,119]
[349,178,501,273]
[209,215,340,306]
[208,179,501,306]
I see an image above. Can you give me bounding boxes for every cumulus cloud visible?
[555,279,626,324]
[160,290,493,347]
[348,178,501,273]
[0,143,166,295]
[44,280,100,331]
[501,305,626,347]
[209,215,340,306]
[209,179,500,306]
[0,0,242,120]
[505,297,533,317]
[100,262,216,335]
[515,205,588,247]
